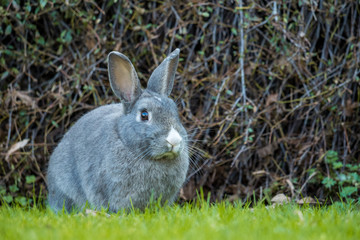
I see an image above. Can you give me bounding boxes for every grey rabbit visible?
[47,48,189,212]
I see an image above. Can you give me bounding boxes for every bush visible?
[1,0,359,205]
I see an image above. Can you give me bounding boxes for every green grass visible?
[0,202,359,240]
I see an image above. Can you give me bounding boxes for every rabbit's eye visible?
[140,110,149,121]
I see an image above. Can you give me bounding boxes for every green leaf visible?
[0,186,6,195]
[332,161,343,169]
[25,4,31,12]
[330,6,335,14]
[9,185,19,193]
[3,195,13,203]
[307,168,316,175]
[64,30,72,42]
[175,34,183,40]
[58,30,72,44]
[37,36,45,46]
[226,90,233,95]
[5,25,12,35]
[57,44,63,55]
[200,35,204,44]
[26,175,36,184]
[322,177,336,189]
[51,120,59,128]
[325,150,338,164]
[19,110,27,116]
[340,186,358,198]
[34,6,40,14]
[1,71,9,80]
[201,12,210,17]
[337,173,347,183]
[15,196,27,206]
[40,0,47,9]
[231,27,237,36]
[345,164,359,171]
[11,67,19,75]
[348,172,360,182]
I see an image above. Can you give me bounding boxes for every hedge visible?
[0,0,359,206]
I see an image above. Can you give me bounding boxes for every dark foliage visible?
[1,0,359,206]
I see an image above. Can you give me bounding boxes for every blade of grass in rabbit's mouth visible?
[153,151,179,160]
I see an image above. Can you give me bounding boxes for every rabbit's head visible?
[107,49,187,161]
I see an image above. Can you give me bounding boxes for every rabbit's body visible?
[47,49,189,212]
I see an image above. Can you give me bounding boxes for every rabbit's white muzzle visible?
[166,127,182,153]
[152,127,183,160]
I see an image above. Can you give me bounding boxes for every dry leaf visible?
[275,56,292,71]
[6,139,29,161]
[252,170,268,177]
[295,209,304,222]
[344,99,359,117]
[85,209,110,218]
[299,143,313,154]
[85,24,97,50]
[179,188,186,200]
[14,91,37,108]
[257,142,278,158]
[134,6,145,14]
[271,193,290,205]
[265,205,276,209]
[286,179,295,196]
[132,25,142,31]
[227,194,240,202]
[180,179,197,200]
[266,93,278,106]
[296,196,317,205]
[85,209,98,216]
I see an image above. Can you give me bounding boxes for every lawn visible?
[0,202,359,240]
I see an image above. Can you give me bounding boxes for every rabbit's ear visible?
[147,48,180,96]
[108,51,142,102]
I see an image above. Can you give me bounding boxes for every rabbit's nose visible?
[166,127,182,152]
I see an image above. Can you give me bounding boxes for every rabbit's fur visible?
[47,49,189,212]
